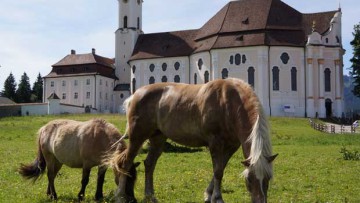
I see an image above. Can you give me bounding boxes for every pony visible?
[111,78,277,203]
[18,118,139,202]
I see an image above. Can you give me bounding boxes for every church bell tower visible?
[115,0,143,84]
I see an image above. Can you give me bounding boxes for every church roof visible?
[130,0,337,60]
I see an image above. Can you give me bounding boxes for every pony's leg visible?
[46,157,62,200]
[95,165,107,200]
[144,135,166,202]
[207,139,239,203]
[78,167,91,201]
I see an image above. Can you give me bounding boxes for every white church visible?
[43,0,345,118]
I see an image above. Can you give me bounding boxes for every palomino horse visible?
[112,78,277,203]
[19,119,138,202]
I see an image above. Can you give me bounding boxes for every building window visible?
[280,52,290,64]
[229,56,234,65]
[86,79,90,85]
[248,67,255,88]
[51,81,54,87]
[272,66,279,91]
[194,73,197,84]
[62,81,66,86]
[137,17,140,29]
[149,76,155,84]
[222,68,228,79]
[74,80,78,86]
[325,68,331,92]
[204,71,209,83]
[161,76,168,82]
[105,93,108,100]
[124,16,128,28]
[198,59,203,70]
[132,78,136,94]
[74,92,78,99]
[235,54,241,65]
[162,63,167,71]
[100,79,102,85]
[149,64,155,72]
[86,92,90,99]
[62,93,66,100]
[120,93,124,99]
[242,55,247,64]
[291,67,297,91]
[174,62,180,71]
[132,65,136,73]
[174,75,180,83]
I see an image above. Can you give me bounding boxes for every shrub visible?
[340,146,360,160]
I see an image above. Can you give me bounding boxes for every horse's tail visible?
[18,130,46,182]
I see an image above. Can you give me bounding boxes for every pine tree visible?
[32,73,43,102]
[2,72,17,102]
[350,23,360,97]
[16,72,32,103]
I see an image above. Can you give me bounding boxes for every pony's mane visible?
[102,140,129,175]
[242,106,273,181]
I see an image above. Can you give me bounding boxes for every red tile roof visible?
[130,0,338,60]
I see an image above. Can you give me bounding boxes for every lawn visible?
[0,114,359,202]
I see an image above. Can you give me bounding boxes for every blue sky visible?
[0,0,359,87]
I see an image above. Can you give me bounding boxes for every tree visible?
[16,72,32,103]
[2,72,17,102]
[350,23,360,97]
[32,73,43,102]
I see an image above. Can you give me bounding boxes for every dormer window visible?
[242,18,249,24]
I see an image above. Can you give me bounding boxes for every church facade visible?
[42,0,345,117]
[117,0,345,118]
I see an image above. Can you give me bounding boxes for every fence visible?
[309,119,357,134]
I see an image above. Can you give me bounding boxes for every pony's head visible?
[113,162,140,203]
[242,154,277,203]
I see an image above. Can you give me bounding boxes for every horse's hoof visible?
[144,195,158,203]
[78,194,84,202]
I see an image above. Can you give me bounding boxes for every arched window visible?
[325,68,331,92]
[174,62,180,71]
[229,56,234,64]
[161,76,167,82]
[174,75,180,83]
[198,59,203,70]
[235,54,241,65]
[291,67,297,91]
[248,67,255,88]
[132,78,136,94]
[132,65,136,74]
[204,71,209,83]
[162,63,167,71]
[124,16,128,28]
[194,73,197,84]
[137,17,140,29]
[149,64,155,72]
[272,66,279,91]
[280,53,290,64]
[149,76,155,84]
[221,68,228,79]
[242,55,247,64]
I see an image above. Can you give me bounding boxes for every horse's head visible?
[113,162,140,203]
[242,154,278,203]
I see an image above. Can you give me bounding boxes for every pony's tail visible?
[18,133,46,182]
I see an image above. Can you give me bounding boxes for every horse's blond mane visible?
[242,105,273,181]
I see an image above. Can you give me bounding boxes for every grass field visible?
[0,114,359,203]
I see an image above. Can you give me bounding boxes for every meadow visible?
[0,114,359,203]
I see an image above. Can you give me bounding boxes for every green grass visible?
[0,115,360,202]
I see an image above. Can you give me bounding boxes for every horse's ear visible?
[134,162,140,168]
[241,160,250,167]
[266,154,278,163]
